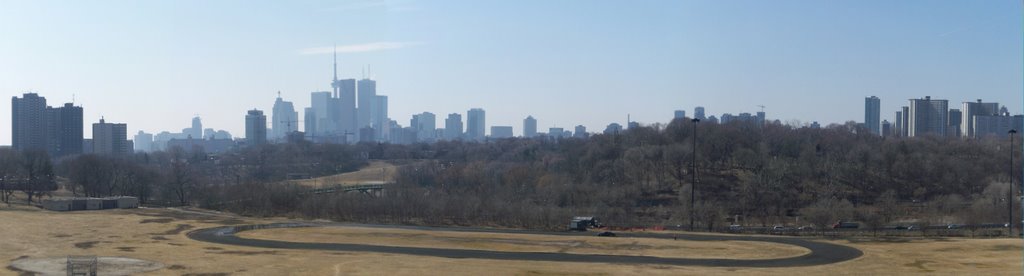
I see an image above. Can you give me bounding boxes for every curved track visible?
[187,223,862,267]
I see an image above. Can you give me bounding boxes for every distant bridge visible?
[308,183,386,196]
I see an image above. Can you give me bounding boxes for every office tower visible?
[523,116,537,138]
[445,113,463,140]
[865,96,881,135]
[674,110,686,120]
[357,78,377,130]
[92,118,128,155]
[309,91,332,135]
[756,111,766,126]
[134,131,153,153]
[411,112,436,142]
[490,126,513,139]
[549,127,564,139]
[374,95,388,140]
[466,108,486,141]
[185,116,203,139]
[907,96,948,137]
[47,103,83,157]
[947,109,962,137]
[574,125,587,138]
[694,106,706,120]
[245,109,267,145]
[12,93,48,152]
[303,107,316,139]
[271,94,298,142]
[961,99,1001,138]
[901,106,910,137]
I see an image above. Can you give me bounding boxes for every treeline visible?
[213,119,1021,231]
[9,118,1019,232]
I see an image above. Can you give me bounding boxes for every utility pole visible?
[690,118,700,231]
[1010,129,1017,236]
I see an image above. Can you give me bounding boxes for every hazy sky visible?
[1,1,1020,144]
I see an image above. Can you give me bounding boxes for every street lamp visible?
[690,118,700,231]
[1010,129,1017,235]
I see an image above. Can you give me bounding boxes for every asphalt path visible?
[187,223,863,267]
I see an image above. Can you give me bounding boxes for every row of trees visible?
[0,148,56,204]
[9,118,1017,233]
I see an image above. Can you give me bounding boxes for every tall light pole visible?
[1010,129,1017,235]
[690,118,700,231]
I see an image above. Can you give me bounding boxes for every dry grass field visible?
[289,161,396,188]
[0,203,1021,275]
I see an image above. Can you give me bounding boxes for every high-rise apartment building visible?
[694,106,706,120]
[12,93,48,152]
[134,131,153,153]
[574,125,587,138]
[466,108,486,141]
[92,118,128,155]
[900,106,910,137]
[12,93,83,157]
[47,103,83,157]
[523,116,537,138]
[411,112,436,142]
[947,109,962,137]
[961,99,1000,138]
[907,96,948,137]
[674,110,686,120]
[865,96,881,135]
[490,126,513,139]
[245,109,267,145]
[444,113,463,140]
[894,111,903,137]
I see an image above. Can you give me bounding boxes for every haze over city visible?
[1,0,1020,144]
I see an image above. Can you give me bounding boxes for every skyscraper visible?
[412,112,436,142]
[466,108,486,141]
[961,99,1000,138]
[894,111,903,137]
[901,106,910,137]
[523,116,537,138]
[245,109,267,145]
[92,118,128,156]
[374,95,388,141]
[357,78,377,131]
[865,96,880,135]
[694,106,706,120]
[444,113,463,140]
[271,94,298,142]
[907,96,948,137]
[303,107,316,139]
[309,91,332,136]
[947,109,962,137]
[12,93,48,152]
[47,102,83,157]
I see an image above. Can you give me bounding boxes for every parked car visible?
[797,225,815,231]
[597,231,617,237]
[832,221,860,229]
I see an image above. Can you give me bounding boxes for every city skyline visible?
[1,1,1021,145]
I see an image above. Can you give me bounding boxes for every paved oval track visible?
[187,223,862,267]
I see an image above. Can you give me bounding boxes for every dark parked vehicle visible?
[832,221,860,229]
[597,231,617,237]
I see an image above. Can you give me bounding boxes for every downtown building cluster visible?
[864,95,1022,139]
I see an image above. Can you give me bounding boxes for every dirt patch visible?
[183,273,230,276]
[205,247,224,250]
[216,218,246,225]
[151,236,170,241]
[168,264,188,270]
[903,260,935,272]
[991,244,1022,251]
[74,241,100,249]
[116,247,136,252]
[53,234,72,238]
[140,218,174,224]
[159,224,195,235]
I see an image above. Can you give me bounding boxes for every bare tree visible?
[0,148,23,204]
[19,150,55,203]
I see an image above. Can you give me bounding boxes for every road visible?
[187,223,863,267]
